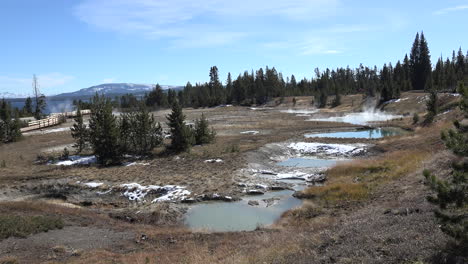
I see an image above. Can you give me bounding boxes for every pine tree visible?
[166,101,194,152]
[409,32,432,91]
[332,83,341,107]
[23,97,33,116]
[456,47,466,80]
[424,76,438,124]
[424,82,468,250]
[70,107,88,153]
[419,32,432,91]
[318,89,328,108]
[88,94,122,165]
[209,66,225,106]
[0,100,21,144]
[167,89,177,107]
[226,73,233,104]
[122,105,163,155]
[194,113,215,145]
[410,33,421,90]
[146,84,168,108]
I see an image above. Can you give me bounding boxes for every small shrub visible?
[0,215,64,239]
[226,144,240,153]
[167,101,194,153]
[0,256,19,264]
[0,160,5,168]
[413,113,419,124]
[60,148,69,160]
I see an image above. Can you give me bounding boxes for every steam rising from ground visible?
[307,111,402,125]
[308,98,402,125]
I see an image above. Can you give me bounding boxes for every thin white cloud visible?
[74,0,341,47]
[434,5,468,15]
[263,37,343,56]
[38,73,75,88]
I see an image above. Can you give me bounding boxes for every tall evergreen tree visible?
[424,82,468,250]
[226,73,233,104]
[23,97,33,116]
[146,84,168,108]
[70,107,88,153]
[88,94,122,165]
[410,33,421,90]
[424,76,438,124]
[194,113,215,145]
[0,100,21,144]
[121,105,163,155]
[166,101,194,152]
[419,32,432,90]
[209,66,225,106]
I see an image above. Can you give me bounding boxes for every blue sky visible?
[1,0,467,96]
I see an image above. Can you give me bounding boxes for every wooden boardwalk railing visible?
[20,109,91,132]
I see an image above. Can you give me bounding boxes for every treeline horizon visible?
[11,31,468,114]
[110,31,468,110]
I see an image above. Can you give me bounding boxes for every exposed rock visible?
[248,200,259,206]
[262,197,279,207]
[246,189,264,195]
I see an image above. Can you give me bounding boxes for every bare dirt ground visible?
[0,92,463,263]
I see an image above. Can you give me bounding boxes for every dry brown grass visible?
[299,150,430,204]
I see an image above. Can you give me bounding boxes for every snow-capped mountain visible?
[54,83,182,98]
[0,92,31,99]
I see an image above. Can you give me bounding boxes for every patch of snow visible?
[205,159,223,163]
[54,155,97,166]
[288,142,366,156]
[384,97,408,104]
[25,127,70,136]
[97,189,113,195]
[152,185,191,203]
[255,184,268,189]
[275,171,325,182]
[280,109,318,114]
[83,182,103,188]
[260,170,277,175]
[240,131,259,135]
[120,183,161,201]
[247,189,264,195]
[124,162,150,167]
[120,183,190,203]
[417,95,429,104]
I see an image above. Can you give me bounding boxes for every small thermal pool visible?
[184,189,302,232]
[277,157,340,168]
[304,127,408,139]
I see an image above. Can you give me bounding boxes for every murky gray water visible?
[184,189,302,232]
[277,157,339,168]
[304,127,408,139]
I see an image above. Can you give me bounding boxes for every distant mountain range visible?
[1,83,183,99]
[0,92,31,99]
[54,83,183,98]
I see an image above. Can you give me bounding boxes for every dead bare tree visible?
[32,74,46,120]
